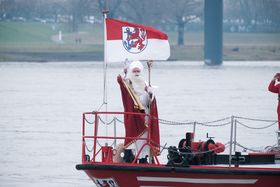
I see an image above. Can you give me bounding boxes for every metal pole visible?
[234,119,237,153]
[103,5,109,140]
[277,130,280,147]
[102,9,108,107]
[82,113,86,162]
[229,115,234,167]
[147,60,153,163]
[147,60,153,86]
[193,121,197,140]
[114,117,117,147]
[204,0,223,65]
[93,113,99,162]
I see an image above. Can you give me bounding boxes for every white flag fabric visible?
[105,18,170,62]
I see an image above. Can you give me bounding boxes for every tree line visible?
[1,0,279,45]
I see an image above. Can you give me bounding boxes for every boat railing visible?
[229,116,279,165]
[160,115,278,166]
[81,111,160,165]
[158,115,278,166]
[80,112,279,167]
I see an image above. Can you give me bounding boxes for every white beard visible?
[130,76,146,96]
[131,76,149,112]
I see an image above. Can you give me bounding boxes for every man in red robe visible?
[268,73,280,129]
[117,61,160,162]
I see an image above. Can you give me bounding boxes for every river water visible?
[0,61,279,186]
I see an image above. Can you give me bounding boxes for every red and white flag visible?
[105,18,170,62]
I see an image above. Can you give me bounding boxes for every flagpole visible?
[147,60,153,86]
[147,60,153,163]
[103,9,108,106]
[103,5,109,139]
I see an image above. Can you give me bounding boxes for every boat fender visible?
[212,142,225,153]
[113,143,124,163]
[200,140,225,153]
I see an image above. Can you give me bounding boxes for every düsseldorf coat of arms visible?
[122,26,148,53]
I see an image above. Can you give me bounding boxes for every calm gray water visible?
[0,61,279,186]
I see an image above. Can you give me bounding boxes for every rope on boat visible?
[236,120,277,130]
[234,142,264,152]
[98,116,116,125]
[84,115,117,125]
[90,116,276,128]
[158,118,194,126]
[235,116,277,123]
[234,142,280,153]
[84,116,95,124]
[114,117,124,124]
[84,114,278,128]
[85,138,115,152]
[83,114,278,155]
[157,116,232,126]
[84,140,94,152]
[94,116,232,127]
[265,145,280,152]
[196,121,231,127]
[200,117,232,124]
[159,141,231,156]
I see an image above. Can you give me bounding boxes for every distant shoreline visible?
[0,51,103,62]
[1,22,279,62]
[1,45,280,62]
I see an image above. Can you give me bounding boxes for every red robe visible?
[117,75,160,154]
[268,79,280,129]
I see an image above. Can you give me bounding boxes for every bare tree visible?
[224,0,280,32]
[67,0,93,32]
[117,0,156,24]
[113,0,203,46]
[0,0,16,19]
[161,0,203,46]
[3,0,279,33]
[264,0,280,32]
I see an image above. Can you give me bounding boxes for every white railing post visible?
[193,121,197,139]
[229,115,234,167]
[277,130,280,147]
[114,117,117,147]
[234,118,237,153]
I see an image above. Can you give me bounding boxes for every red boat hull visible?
[76,163,280,187]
